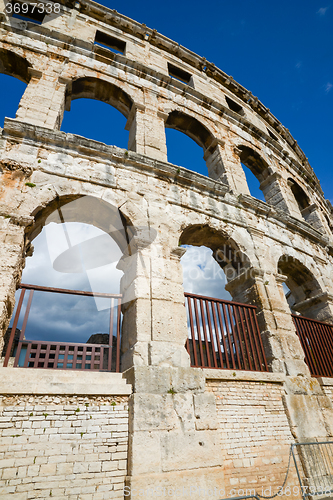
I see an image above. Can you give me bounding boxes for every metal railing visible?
[3,284,122,372]
[292,441,333,499]
[185,293,268,372]
[292,315,333,378]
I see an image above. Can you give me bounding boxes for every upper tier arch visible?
[0,48,31,83]
[0,0,331,227]
[67,77,134,118]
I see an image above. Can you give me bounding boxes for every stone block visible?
[172,393,195,432]
[128,431,161,475]
[284,394,327,439]
[193,393,218,430]
[130,394,179,432]
[160,430,223,471]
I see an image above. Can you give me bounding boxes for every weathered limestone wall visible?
[0,2,333,498]
[123,366,225,499]
[0,396,128,499]
[0,370,131,500]
[320,378,333,405]
[205,371,301,498]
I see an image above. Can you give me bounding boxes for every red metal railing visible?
[184,292,268,371]
[4,284,122,372]
[292,314,333,378]
[5,286,270,374]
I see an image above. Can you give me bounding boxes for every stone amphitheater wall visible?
[0,1,333,499]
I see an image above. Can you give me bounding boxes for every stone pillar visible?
[203,139,227,181]
[123,366,225,499]
[259,172,292,212]
[15,70,67,130]
[301,203,328,233]
[217,143,251,194]
[0,218,27,357]
[119,234,190,371]
[126,103,168,162]
[292,292,333,323]
[225,267,310,376]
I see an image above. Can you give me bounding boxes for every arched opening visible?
[165,111,215,177]
[288,179,310,211]
[287,178,312,223]
[0,49,31,126]
[278,255,333,377]
[237,145,269,202]
[180,245,232,301]
[180,225,250,286]
[278,255,324,319]
[61,77,133,148]
[242,163,265,202]
[3,196,135,372]
[0,48,31,83]
[165,128,208,176]
[179,225,267,371]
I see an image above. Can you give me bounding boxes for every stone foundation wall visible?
[0,395,129,500]
[206,373,301,499]
[320,379,333,405]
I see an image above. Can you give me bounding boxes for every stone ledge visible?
[318,377,333,386]
[2,119,329,250]
[0,367,132,395]
[203,368,285,384]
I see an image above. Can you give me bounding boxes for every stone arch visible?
[166,110,215,150]
[236,145,270,183]
[179,224,251,287]
[66,77,134,119]
[165,110,227,180]
[277,254,332,322]
[26,194,136,259]
[0,48,31,83]
[2,192,140,366]
[234,144,271,202]
[287,178,310,210]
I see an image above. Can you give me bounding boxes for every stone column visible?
[0,217,28,357]
[259,172,292,212]
[217,143,251,194]
[301,203,328,233]
[292,292,333,323]
[123,365,225,499]
[126,102,168,162]
[15,70,67,130]
[119,234,190,371]
[225,267,310,376]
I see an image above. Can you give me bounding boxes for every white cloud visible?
[180,245,232,301]
[325,82,333,93]
[18,222,124,341]
[295,61,302,69]
[23,223,122,294]
[317,6,329,15]
[17,233,234,344]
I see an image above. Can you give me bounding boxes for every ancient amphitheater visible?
[1,0,333,498]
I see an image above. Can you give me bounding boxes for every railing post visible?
[293,314,333,377]
[4,288,26,367]
[184,292,268,372]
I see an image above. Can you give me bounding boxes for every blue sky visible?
[0,0,332,201]
[2,0,332,343]
[99,0,333,203]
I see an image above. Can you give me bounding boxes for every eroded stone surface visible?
[0,1,333,498]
